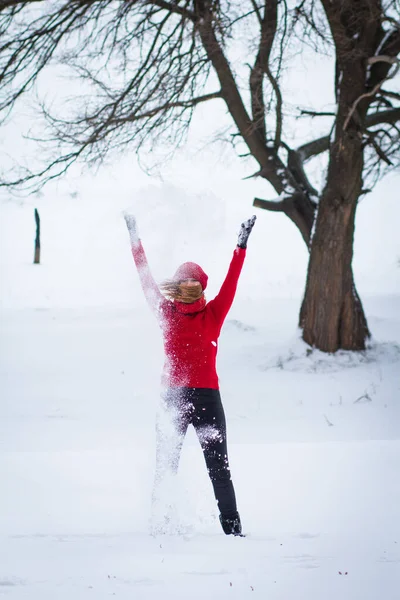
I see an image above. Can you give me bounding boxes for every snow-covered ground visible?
[1,194,400,599]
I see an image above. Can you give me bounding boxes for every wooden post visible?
[34,208,41,264]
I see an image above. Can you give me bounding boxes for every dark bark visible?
[34,207,40,264]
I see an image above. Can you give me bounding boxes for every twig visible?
[298,109,336,118]
[354,393,372,404]
[343,56,400,131]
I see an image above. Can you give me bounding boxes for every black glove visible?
[124,213,140,245]
[237,215,256,249]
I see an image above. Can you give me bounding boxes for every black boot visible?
[219,512,243,536]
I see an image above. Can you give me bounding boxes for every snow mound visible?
[260,338,400,373]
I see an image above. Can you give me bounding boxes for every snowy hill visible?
[1,182,400,599]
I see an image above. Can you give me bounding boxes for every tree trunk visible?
[300,102,371,351]
[300,195,370,351]
[298,4,381,353]
[34,208,40,264]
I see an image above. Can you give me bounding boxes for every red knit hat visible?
[173,262,208,291]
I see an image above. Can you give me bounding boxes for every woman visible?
[124,213,256,536]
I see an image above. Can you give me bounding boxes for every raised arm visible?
[124,214,167,316]
[208,216,256,331]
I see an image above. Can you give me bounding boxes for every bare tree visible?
[1,0,399,351]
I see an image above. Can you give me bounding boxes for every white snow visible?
[1,189,400,599]
[310,204,319,244]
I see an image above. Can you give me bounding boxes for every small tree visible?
[1,0,399,351]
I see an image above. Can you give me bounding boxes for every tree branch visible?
[380,89,400,101]
[265,62,283,149]
[0,148,85,190]
[254,192,314,244]
[149,0,196,21]
[1,0,397,212]
[287,149,318,196]
[253,196,288,211]
[343,56,400,130]
[250,0,262,26]
[298,109,336,118]
[0,0,33,10]
[367,26,400,90]
[365,133,393,166]
[297,108,400,161]
[0,1,110,117]
[249,0,278,143]
[106,91,223,123]
[195,0,289,193]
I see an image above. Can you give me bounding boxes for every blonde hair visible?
[160,280,204,304]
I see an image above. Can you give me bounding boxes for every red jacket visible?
[131,241,246,389]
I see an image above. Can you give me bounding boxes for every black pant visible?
[155,387,237,517]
